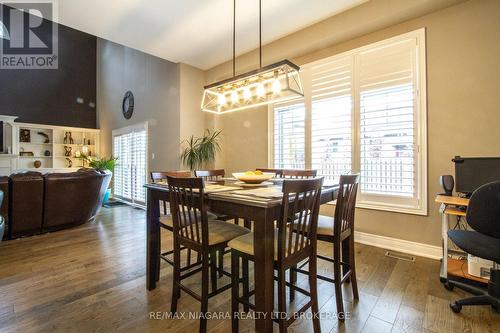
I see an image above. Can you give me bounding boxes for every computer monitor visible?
[453,156,500,195]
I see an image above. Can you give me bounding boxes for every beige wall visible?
[179,63,207,169]
[204,0,500,246]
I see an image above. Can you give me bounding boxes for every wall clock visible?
[122,91,134,119]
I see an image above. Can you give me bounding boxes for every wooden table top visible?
[145,179,339,208]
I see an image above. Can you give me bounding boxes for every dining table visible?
[145,178,338,333]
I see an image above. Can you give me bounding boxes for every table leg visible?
[253,210,275,333]
[147,190,160,290]
[440,203,448,281]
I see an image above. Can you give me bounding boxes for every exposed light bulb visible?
[256,83,265,98]
[231,90,239,104]
[217,93,226,105]
[243,86,251,100]
[272,78,281,94]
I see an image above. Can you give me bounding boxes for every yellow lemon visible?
[244,171,254,176]
[255,170,263,175]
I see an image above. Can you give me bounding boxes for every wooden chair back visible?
[256,168,284,178]
[151,171,192,182]
[167,176,208,248]
[278,178,323,261]
[282,169,318,179]
[194,169,225,181]
[333,174,359,239]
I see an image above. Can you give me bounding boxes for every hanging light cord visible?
[259,0,262,68]
[232,0,262,76]
[233,0,236,77]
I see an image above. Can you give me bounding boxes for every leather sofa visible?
[10,172,44,238]
[43,169,112,232]
[5,169,112,238]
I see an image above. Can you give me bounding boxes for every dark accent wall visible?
[0,5,97,128]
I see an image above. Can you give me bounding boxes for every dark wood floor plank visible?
[0,205,494,333]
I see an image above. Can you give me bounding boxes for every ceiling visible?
[53,0,367,70]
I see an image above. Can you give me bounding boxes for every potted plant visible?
[181,129,222,170]
[81,155,117,204]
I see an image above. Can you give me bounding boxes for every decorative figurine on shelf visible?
[69,132,74,144]
[64,146,72,157]
[63,132,69,144]
[44,150,51,156]
[65,158,73,168]
[37,132,50,143]
[20,129,30,142]
[87,139,91,145]
[34,160,41,168]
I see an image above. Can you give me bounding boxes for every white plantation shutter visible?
[272,29,427,215]
[131,129,147,204]
[112,123,148,206]
[309,56,353,184]
[356,37,423,210]
[273,102,306,169]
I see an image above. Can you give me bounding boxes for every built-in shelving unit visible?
[0,117,100,175]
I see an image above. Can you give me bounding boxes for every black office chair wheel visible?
[450,302,462,313]
[444,281,454,291]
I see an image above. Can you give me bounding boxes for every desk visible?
[145,181,338,333]
[435,195,488,284]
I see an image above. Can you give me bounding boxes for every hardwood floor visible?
[0,206,498,332]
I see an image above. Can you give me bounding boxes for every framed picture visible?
[20,151,34,157]
[20,129,31,143]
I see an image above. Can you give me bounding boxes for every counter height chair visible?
[229,178,324,333]
[150,171,217,267]
[290,174,359,320]
[282,169,317,179]
[167,176,250,333]
[195,169,225,182]
[195,169,242,276]
[256,168,284,178]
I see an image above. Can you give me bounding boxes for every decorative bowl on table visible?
[232,171,275,184]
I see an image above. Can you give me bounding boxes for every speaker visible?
[440,175,454,196]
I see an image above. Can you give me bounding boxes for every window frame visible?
[269,29,427,215]
[112,121,149,208]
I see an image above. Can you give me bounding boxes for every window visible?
[271,29,427,215]
[273,102,305,169]
[310,56,353,184]
[113,122,148,207]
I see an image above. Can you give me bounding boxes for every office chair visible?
[446,181,500,313]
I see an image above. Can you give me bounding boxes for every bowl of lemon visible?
[232,170,275,184]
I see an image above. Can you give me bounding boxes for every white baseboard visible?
[354,231,442,260]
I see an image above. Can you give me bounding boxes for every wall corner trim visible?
[354,231,441,260]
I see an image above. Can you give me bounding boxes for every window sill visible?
[324,200,428,216]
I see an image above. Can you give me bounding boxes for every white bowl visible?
[232,172,275,184]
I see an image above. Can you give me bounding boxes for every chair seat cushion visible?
[159,211,218,228]
[228,229,307,260]
[291,214,334,236]
[181,220,250,246]
[448,230,500,263]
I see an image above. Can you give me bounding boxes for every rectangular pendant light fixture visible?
[201,0,304,114]
[201,59,303,114]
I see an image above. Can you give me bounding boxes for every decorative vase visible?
[103,188,111,204]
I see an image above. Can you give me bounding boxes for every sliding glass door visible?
[112,122,148,206]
